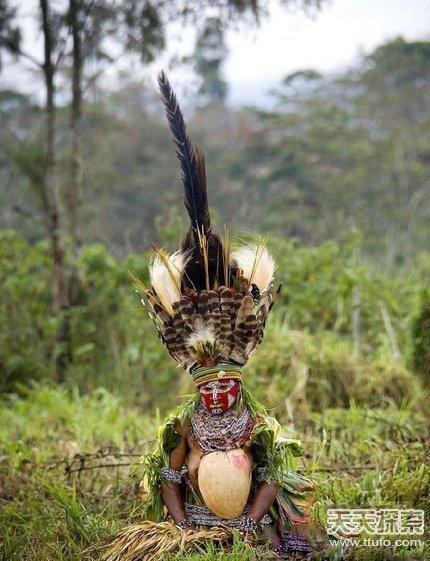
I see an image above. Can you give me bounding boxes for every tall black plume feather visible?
[157,71,227,292]
[157,71,211,235]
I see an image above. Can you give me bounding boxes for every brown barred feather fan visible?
[172,310,184,333]
[212,307,221,340]
[245,323,264,357]
[198,291,209,316]
[208,290,219,311]
[131,73,280,373]
[219,312,232,350]
[243,314,258,338]
[178,296,195,328]
[230,339,247,364]
[192,313,203,330]
[219,288,233,315]
[257,305,269,327]
[171,304,192,343]
[232,321,247,348]
[235,295,254,330]
[230,313,256,363]
[153,304,171,328]
[220,333,235,361]
[231,292,243,329]
[243,314,259,359]
[163,326,179,355]
[233,292,243,311]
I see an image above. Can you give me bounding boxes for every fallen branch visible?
[66,461,133,474]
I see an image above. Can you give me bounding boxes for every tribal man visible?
[129,72,315,558]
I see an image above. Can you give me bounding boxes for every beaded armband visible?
[273,544,286,556]
[281,531,312,554]
[255,467,268,483]
[176,519,194,531]
[255,467,278,485]
[237,515,259,533]
[160,467,182,485]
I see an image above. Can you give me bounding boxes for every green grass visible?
[1,384,158,466]
[0,385,428,560]
[167,535,265,560]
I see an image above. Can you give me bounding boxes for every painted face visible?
[199,379,240,415]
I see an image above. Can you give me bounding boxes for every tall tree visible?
[64,0,165,304]
[1,0,69,381]
[67,0,84,306]
[40,0,69,380]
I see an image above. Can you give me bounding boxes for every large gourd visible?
[198,448,252,519]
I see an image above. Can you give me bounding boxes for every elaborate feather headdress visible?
[133,72,280,386]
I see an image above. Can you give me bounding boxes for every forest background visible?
[0,1,429,560]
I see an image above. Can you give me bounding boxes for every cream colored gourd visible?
[198,449,252,519]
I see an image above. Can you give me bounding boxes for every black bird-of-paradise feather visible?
[157,71,227,292]
[157,71,210,234]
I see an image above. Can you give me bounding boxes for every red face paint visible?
[199,379,240,414]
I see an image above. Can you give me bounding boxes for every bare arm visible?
[160,429,195,527]
[248,481,278,523]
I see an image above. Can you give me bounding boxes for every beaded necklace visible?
[190,404,254,454]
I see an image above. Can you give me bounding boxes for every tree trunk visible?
[40,0,69,383]
[379,301,401,362]
[68,0,83,306]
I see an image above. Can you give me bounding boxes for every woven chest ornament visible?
[131,72,280,387]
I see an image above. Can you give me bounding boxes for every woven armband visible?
[161,467,182,485]
[176,519,194,531]
[237,515,259,533]
[255,467,267,483]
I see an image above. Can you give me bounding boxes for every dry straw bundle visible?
[102,521,236,561]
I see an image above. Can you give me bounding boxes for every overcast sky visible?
[2,0,430,107]
[225,0,430,104]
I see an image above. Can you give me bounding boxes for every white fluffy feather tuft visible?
[232,244,276,293]
[186,319,216,350]
[149,250,188,315]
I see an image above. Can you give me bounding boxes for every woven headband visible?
[192,363,243,387]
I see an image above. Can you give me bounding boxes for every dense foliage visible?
[1,229,428,415]
[1,38,429,265]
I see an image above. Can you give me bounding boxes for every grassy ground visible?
[0,385,428,561]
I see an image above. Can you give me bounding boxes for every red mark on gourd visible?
[232,453,250,471]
